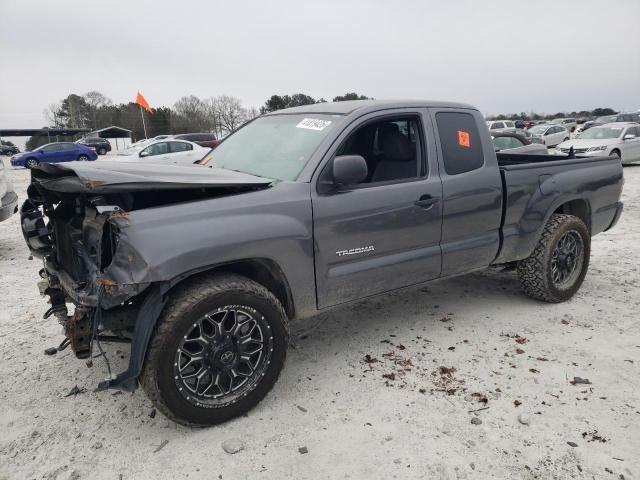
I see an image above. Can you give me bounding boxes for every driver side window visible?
[335,117,424,185]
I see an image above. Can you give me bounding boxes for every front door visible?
[312,111,443,309]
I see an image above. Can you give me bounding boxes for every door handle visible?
[414,195,440,210]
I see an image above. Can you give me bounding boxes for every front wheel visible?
[140,273,289,426]
[517,214,590,303]
[77,154,89,161]
[25,158,39,169]
[98,148,107,155]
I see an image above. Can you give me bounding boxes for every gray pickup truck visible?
[21,100,623,426]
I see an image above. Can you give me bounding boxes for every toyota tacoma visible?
[20,100,624,426]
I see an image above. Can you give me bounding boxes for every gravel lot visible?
[1,159,639,480]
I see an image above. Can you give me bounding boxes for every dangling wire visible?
[90,285,112,379]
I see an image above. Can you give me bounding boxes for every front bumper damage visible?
[20,161,273,391]
[22,198,162,390]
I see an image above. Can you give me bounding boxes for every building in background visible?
[86,126,132,152]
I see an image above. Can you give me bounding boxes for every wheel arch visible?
[99,258,295,392]
[553,198,591,233]
[166,258,295,319]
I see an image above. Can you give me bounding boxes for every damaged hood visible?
[31,161,273,193]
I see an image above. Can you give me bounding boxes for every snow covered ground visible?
[0,159,638,480]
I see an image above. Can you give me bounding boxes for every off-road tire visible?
[517,214,590,303]
[140,272,289,427]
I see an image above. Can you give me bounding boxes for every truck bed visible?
[493,152,624,264]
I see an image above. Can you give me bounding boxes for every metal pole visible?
[140,105,148,139]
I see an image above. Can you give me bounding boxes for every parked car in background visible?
[10,142,98,168]
[486,120,516,132]
[172,133,220,148]
[130,135,172,148]
[574,121,595,136]
[550,118,577,132]
[593,113,640,126]
[0,159,18,222]
[514,120,526,129]
[0,141,19,156]
[76,137,112,155]
[114,139,207,165]
[491,132,548,154]
[514,128,544,144]
[557,123,640,164]
[528,124,569,147]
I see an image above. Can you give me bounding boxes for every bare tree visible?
[83,91,112,129]
[43,102,63,127]
[210,95,248,135]
[172,95,210,133]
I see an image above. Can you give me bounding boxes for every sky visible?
[1,0,639,136]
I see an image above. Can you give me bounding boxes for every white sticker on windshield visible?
[296,118,332,131]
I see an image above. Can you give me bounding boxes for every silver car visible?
[556,122,640,164]
[491,133,548,155]
[528,124,570,148]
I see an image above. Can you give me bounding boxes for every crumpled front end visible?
[20,161,272,387]
[21,185,150,360]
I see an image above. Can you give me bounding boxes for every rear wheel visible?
[141,273,289,426]
[25,158,39,169]
[98,147,107,155]
[517,214,590,303]
[77,154,89,161]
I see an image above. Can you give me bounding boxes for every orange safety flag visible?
[135,91,152,112]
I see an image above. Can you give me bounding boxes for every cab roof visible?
[265,99,477,116]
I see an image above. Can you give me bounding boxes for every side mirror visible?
[139,151,149,157]
[623,134,636,140]
[333,155,368,187]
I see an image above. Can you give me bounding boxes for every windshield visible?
[206,114,341,181]
[530,125,548,134]
[119,144,144,156]
[578,126,623,139]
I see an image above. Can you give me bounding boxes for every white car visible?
[486,120,516,133]
[129,135,173,148]
[550,117,577,133]
[528,124,570,148]
[556,123,640,164]
[112,139,208,165]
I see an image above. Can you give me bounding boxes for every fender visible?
[98,257,296,391]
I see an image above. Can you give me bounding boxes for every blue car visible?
[10,142,98,168]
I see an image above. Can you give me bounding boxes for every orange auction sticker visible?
[458,130,470,147]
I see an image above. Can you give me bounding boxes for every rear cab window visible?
[435,112,484,175]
